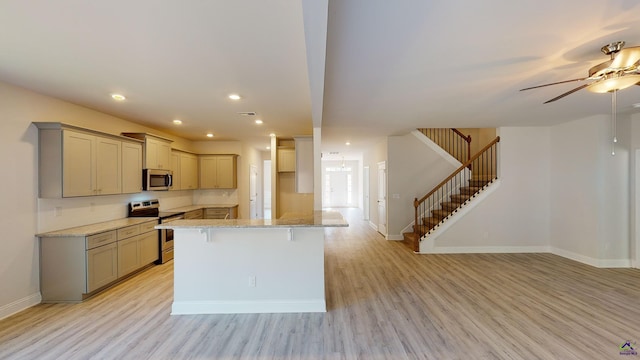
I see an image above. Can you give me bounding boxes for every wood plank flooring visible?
[1,208,640,359]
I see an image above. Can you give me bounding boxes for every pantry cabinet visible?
[199,154,238,189]
[35,123,143,198]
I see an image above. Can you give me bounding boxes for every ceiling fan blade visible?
[543,83,590,104]
[520,78,586,91]
[610,46,640,69]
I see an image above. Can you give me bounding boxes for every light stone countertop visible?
[37,217,158,237]
[156,210,348,229]
[166,204,239,213]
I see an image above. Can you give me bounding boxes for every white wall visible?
[428,127,551,251]
[362,138,387,230]
[387,132,460,239]
[549,115,631,267]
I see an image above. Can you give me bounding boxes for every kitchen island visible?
[156,210,348,314]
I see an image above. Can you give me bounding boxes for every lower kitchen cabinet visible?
[87,241,118,293]
[204,206,238,219]
[39,219,159,302]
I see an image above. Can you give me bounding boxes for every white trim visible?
[368,221,378,231]
[419,245,550,254]
[0,292,42,320]
[412,130,462,168]
[172,299,326,315]
[550,247,632,268]
[386,234,404,241]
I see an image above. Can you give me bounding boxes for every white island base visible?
[163,212,348,314]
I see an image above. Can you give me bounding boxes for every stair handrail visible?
[412,136,500,251]
[418,128,472,164]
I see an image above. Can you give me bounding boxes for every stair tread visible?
[440,201,461,211]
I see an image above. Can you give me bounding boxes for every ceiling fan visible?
[520,41,640,103]
[521,41,640,155]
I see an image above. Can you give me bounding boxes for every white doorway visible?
[363,166,370,221]
[377,161,387,236]
[263,160,272,219]
[250,164,258,219]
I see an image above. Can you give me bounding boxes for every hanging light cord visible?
[612,89,617,156]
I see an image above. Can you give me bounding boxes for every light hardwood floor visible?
[1,208,639,359]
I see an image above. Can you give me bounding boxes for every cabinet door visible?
[139,231,159,266]
[117,236,139,278]
[86,242,118,292]
[157,141,171,170]
[181,153,198,189]
[96,137,122,195]
[170,151,181,190]
[216,156,237,188]
[277,149,295,172]
[63,131,95,197]
[122,142,143,194]
[145,138,159,169]
[199,156,218,189]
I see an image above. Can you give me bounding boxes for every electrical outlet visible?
[392,193,400,199]
[249,275,256,287]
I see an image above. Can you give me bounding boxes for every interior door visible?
[377,162,387,236]
[250,164,258,219]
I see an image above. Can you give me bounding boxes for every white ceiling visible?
[2,1,640,157]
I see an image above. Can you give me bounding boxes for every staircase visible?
[404,135,500,252]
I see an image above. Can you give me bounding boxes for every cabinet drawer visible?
[86,231,117,250]
[204,208,230,219]
[184,209,203,219]
[117,225,140,240]
[140,220,158,233]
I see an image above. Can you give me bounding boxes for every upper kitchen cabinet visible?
[180,151,198,190]
[121,142,143,194]
[34,123,143,198]
[121,133,172,170]
[199,154,238,189]
[294,136,313,193]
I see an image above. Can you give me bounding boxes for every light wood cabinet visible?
[184,209,204,219]
[145,136,171,169]
[199,155,238,189]
[294,137,313,193]
[181,152,198,190]
[204,206,238,219]
[39,219,158,302]
[170,151,181,190]
[122,142,143,193]
[35,123,144,198]
[277,148,295,172]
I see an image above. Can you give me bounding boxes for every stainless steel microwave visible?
[143,169,172,191]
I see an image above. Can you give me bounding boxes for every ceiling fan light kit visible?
[521,40,640,156]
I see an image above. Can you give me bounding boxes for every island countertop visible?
[165,204,238,212]
[156,210,348,229]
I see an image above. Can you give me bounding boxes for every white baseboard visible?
[0,292,42,321]
[419,245,549,254]
[172,299,326,315]
[387,234,404,241]
[550,247,632,268]
[368,221,378,231]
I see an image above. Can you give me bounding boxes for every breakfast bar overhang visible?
[156,211,348,315]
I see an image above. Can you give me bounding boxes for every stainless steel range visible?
[128,199,185,264]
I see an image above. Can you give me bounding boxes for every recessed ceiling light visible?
[111,94,126,101]
[206,133,214,138]
[228,94,241,100]
[172,119,182,125]
[266,146,271,150]
[255,119,263,125]
[346,141,351,146]
[269,133,276,137]
[633,103,640,108]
